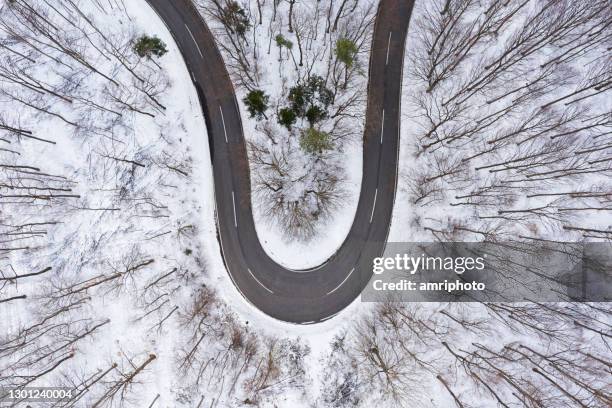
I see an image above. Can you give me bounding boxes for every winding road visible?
[146,0,414,323]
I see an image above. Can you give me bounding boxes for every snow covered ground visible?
[253,140,361,269]
[390,0,611,245]
[0,0,223,404]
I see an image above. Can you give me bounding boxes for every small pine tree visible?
[243,89,269,120]
[288,84,307,116]
[287,76,333,121]
[305,105,327,126]
[278,107,297,130]
[224,2,251,37]
[300,127,333,154]
[306,75,334,109]
[335,38,358,68]
[134,35,168,58]
[275,34,293,49]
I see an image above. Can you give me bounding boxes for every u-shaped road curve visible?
[146,0,415,323]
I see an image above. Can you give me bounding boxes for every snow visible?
[0,0,226,401]
[254,140,362,269]
[390,0,611,244]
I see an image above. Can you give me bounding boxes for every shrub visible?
[275,34,293,49]
[133,35,168,58]
[278,107,297,130]
[336,38,358,67]
[223,2,251,37]
[243,89,269,120]
[300,128,333,154]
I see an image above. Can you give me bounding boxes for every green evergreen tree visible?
[134,35,168,58]
[288,84,307,116]
[243,89,269,120]
[287,75,333,126]
[224,2,251,37]
[335,38,358,68]
[278,107,297,130]
[305,105,327,127]
[275,34,293,49]
[306,75,334,109]
[300,127,333,154]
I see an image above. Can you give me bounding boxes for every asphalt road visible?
[146,0,414,323]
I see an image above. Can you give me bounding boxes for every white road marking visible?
[219,106,229,143]
[326,268,355,296]
[214,189,248,302]
[185,24,203,58]
[370,188,378,223]
[232,191,238,227]
[386,32,392,65]
[380,109,385,144]
[248,268,274,293]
